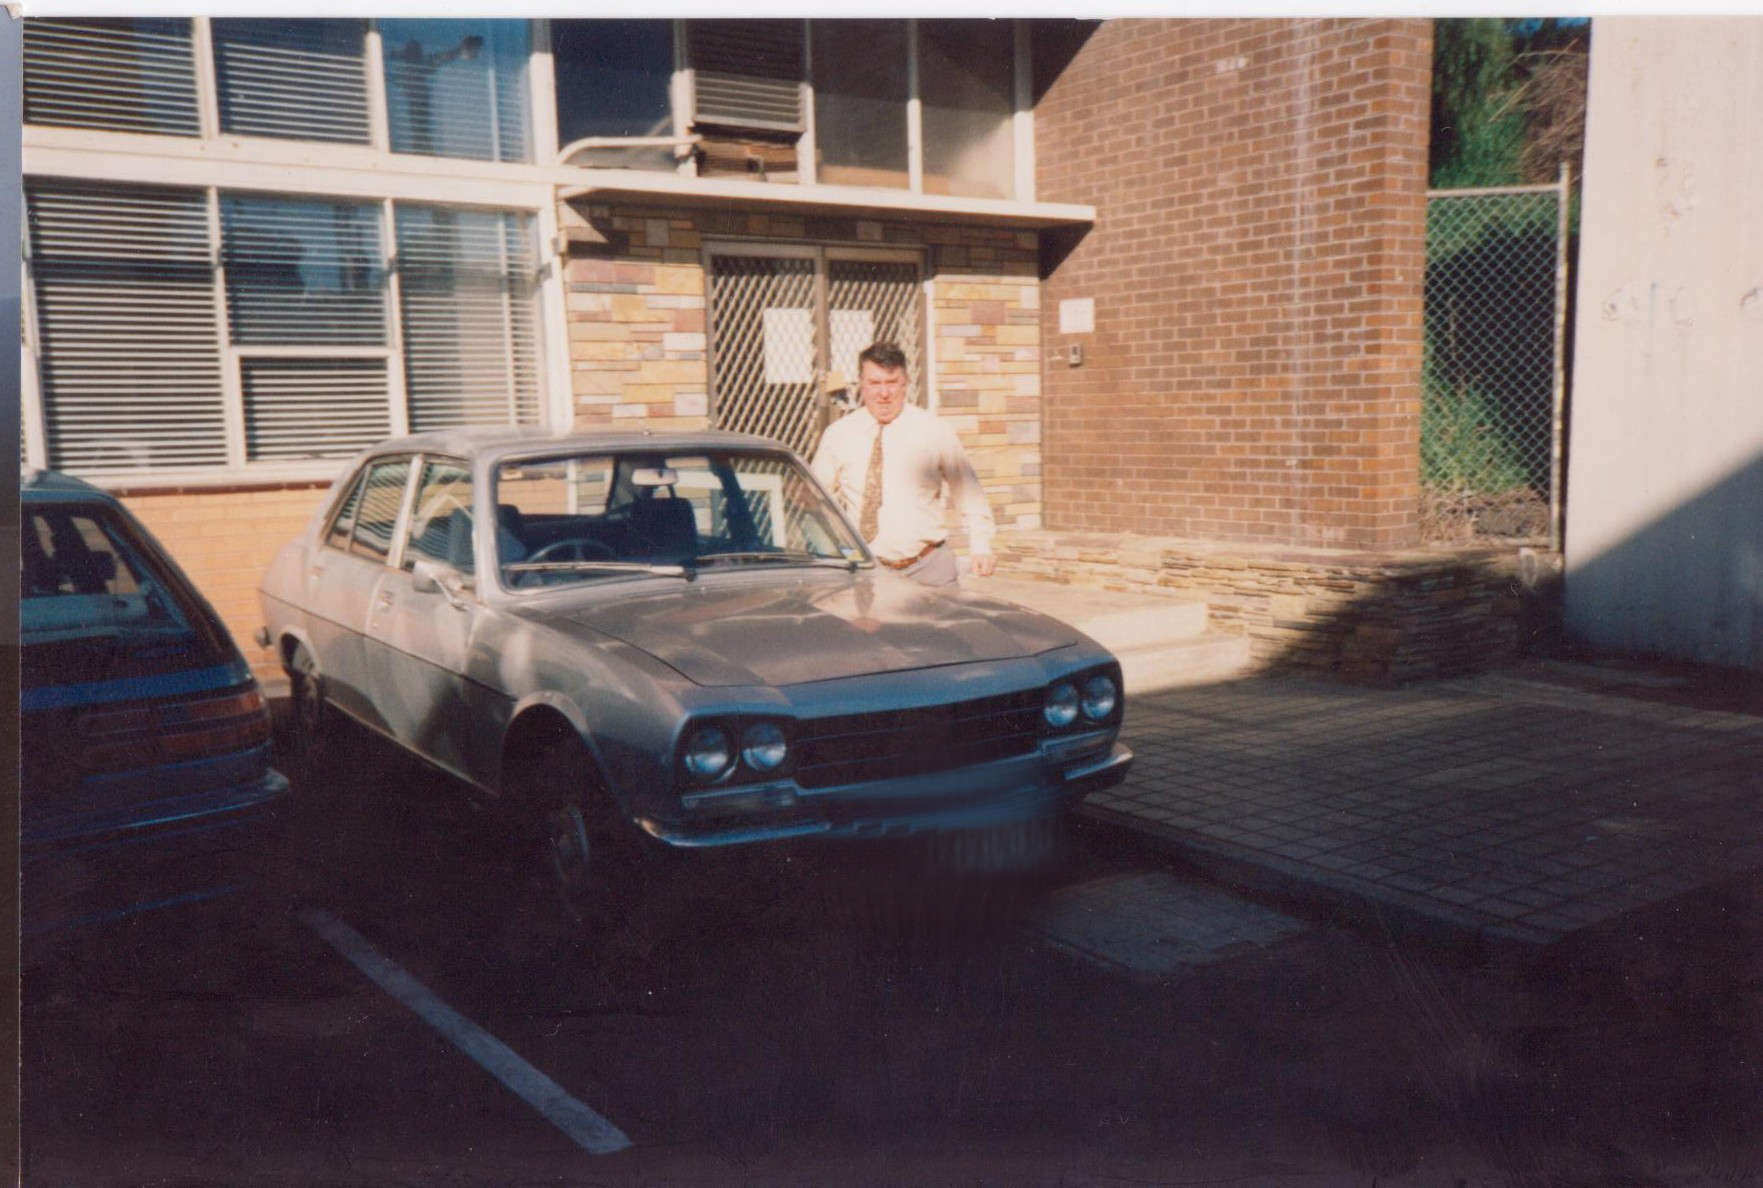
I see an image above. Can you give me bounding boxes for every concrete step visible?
[971,576,1251,693]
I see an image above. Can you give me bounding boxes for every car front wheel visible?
[511,738,640,942]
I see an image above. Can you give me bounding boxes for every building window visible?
[23,181,544,479]
[221,195,387,344]
[810,20,909,190]
[381,19,531,163]
[918,20,1017,200]
[22,18,201,137]
[212,19,371,144]
[25,181,227,473]
[394,205,541,432]
[552,20,677,171]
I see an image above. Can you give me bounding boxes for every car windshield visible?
[493,448,868,589]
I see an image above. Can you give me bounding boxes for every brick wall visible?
[121,484,330,681]
[1035,19,1432,551]
[560,201,1044,546]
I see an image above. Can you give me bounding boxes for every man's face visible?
[859,361,909,425]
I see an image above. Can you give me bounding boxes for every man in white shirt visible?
[811,341,997,586]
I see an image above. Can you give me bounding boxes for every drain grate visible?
[1031,871,1307,976]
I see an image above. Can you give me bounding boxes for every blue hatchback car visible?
[20,470,288,939]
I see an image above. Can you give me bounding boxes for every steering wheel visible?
[525,537,616,565]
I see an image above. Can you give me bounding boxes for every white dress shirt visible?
[811,403,996,563]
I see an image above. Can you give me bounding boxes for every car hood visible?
[552,572,1084,686]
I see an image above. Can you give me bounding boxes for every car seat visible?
[629,496,697,557]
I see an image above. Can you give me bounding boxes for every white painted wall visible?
[1565,18,1763,671]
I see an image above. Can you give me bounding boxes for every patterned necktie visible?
[858,424,884,542]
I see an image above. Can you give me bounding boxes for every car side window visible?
[324,471,367,552]
[349,458,411,563]
[403,458,474,573]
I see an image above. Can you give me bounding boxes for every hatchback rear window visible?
[21,503,233,687]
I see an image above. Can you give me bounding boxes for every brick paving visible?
[1086,669,1763,946]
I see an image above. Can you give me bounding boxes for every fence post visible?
[1551,159,1571,553]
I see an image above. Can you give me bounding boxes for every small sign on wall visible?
[1059,297,1094,335]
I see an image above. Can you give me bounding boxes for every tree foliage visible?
[1430,18,1589,189]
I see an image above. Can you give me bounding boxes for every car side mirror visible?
[411,558,472,608]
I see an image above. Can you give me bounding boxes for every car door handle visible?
[376,591,394,608]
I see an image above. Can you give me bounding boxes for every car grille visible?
[791,688,1044,790]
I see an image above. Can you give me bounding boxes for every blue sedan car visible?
[20,471,288,939]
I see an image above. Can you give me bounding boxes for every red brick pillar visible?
[1036,19,1431,551]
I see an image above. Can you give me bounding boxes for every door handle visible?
[375,591,394,609]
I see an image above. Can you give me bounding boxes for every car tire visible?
[282,642,328,770]
[510,737,644,945]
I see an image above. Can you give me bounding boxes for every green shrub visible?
[1420,361,1532,497]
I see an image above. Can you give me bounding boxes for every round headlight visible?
[741,721,789,772]
[1043,681,1080,728]
[682,725,732,781]
[1081,674,1118,722]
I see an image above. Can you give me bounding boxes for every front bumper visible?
[636,737,1132,848]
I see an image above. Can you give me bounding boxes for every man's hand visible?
[971,553,997,578]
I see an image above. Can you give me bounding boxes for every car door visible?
[304,456,414,726]
[365,455,491,782]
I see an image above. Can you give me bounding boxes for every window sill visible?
[89,466,345,498]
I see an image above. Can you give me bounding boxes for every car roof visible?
[20,469,118,504]
[358,426,800,465]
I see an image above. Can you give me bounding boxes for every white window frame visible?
[657,19,1031,200]
[20,16,562,489]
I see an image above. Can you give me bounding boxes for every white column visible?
[206,187,247,469]
[192,17,222,140]
[1013,20,1035,203]
[365,22,392,152]
[529,20,560,163]
[906,19,923,194]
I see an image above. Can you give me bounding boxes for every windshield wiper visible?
[693,550,862,571]
[503,560,691,578]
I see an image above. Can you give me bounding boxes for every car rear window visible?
[20,502,235,688]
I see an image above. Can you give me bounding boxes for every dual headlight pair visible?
[681,719,788,784]
[1043,671,1119,730]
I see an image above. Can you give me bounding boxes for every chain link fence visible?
[1422,168,1570,546]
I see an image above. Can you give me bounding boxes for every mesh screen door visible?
[706,246,921,458]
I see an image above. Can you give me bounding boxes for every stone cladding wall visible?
[997,529,1529,683]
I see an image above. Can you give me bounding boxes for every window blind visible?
[220,196,386,345]
[394,206,540,432]
[212,19,371,144]
[22,18,201,137]
[25,182,227,473]
[242,358,390,461]
[689,20,804,133]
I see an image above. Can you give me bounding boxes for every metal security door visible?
[706,244,921,458]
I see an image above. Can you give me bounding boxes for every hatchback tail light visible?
[79,685,274,772]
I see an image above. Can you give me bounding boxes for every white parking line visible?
[299,907,632,1155]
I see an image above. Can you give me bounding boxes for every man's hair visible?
[858,341,908,373]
